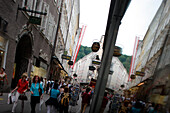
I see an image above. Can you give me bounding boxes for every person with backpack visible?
[81,87,91,113]
[46,83,60,113]
[59,86,71,113]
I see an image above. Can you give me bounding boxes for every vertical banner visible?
[129,36,139,81]
[71,25,87,69]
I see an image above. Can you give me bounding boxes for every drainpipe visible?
[49,0,64,79]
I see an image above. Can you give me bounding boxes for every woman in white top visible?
[0,68,8,96]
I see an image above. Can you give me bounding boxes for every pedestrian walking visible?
[80,87,91,113]
[0,67,8,96]
[46,79,51,94]
[30,75,44,113]
[46,83,60,113]
[153,104,162,113]
[59,86,71,113]
[110,94,121,113]
[11,73,28,113]
[40,77,44,89]
[50,79,55,89]
[44,77,47,91]
[100,92,109,113]
[131,100,142,113]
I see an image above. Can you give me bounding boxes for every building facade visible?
[107,57,129,93]
[0,0,80,91]
[74,35,129,94]
[129,0,170,107]
[53,0,80,78]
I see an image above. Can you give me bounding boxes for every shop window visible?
[35,59,40,67]
[33,57,47,69]
[0,50,4,68]
[40,61,47,70]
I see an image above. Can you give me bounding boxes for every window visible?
[0,17,8,32]
[0,50,4,68]
[22,0,28,7]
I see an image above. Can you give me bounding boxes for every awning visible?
[52,56,68,74]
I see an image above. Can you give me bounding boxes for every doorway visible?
[12,34,32,88]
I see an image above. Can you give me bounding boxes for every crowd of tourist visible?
[1,70,166,113]
[8,72,81,113]
[108,94,163,113]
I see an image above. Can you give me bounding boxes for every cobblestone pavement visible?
[0,93,110,113]
[69,95,110,113]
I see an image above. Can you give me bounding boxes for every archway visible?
[12,34,32,88]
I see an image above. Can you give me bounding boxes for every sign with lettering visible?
[29,16,41,25]
[62,54,71,60]
[92,60,101,65]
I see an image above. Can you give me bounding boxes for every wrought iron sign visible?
[91,42,100,52]
[135,71,145,77]
[61,54,71,60]
[16,6,47,25]
[130,74,136,79]
[68,60,73,65]
[113,46,122,57]
[92,60,101,65]
[29,16,41,25]
[89,66,96,71]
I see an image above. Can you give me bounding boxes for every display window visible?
[0,36,7,68]
[0,50,4,68]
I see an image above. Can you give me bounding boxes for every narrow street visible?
[0,93,110,113]
[0,0,169,112]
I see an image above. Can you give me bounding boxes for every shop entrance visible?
[12,34,32,88]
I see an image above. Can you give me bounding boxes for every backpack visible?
[61,93,69,106]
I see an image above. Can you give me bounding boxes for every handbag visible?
[18,94,28,101]
[38,83,42,96]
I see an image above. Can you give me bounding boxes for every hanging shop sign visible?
[135,71,145,77]
[68,61,73,65]
[61,54,71,60]
[89,66,96,71]
[121,84,125,88]
[130,74,136,79]
[29,16,41,25]
[109,70,114,74]
[92,60,101,65]
[96,55,100,60]
[113,46,122,57]
[91,42,100,52]
[73,73,77,77]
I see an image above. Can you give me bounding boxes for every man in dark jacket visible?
[100,92,109,113]
[81,88,91,113]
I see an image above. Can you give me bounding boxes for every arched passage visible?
[12,34,32,88]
